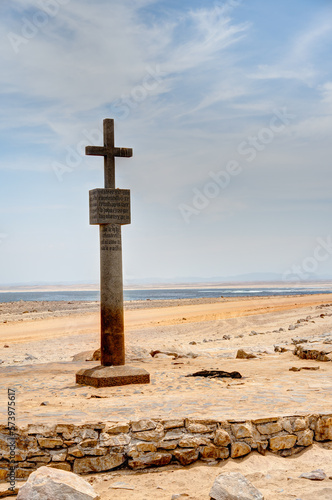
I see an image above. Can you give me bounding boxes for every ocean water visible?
[0,286,331,303]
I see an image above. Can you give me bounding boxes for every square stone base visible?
[76,365,150,388]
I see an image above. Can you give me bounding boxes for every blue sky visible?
[1,0,332,284]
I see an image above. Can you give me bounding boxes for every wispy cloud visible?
[1,0,249,155]
[250,17,332,85]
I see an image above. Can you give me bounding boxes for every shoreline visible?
[0,280,332,293]
[1,293,332,325]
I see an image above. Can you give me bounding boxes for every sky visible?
[1,0,332,285]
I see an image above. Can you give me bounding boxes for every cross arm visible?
[114,148,133,158]
[86,146,107,156]
[85,146,133,157]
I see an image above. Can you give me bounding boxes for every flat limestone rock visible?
[76,365,150,388]
[300,469,327,481]
[16,466,99,500]
[210,472,264,500]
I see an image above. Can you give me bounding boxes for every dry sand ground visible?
[1,294,332,498]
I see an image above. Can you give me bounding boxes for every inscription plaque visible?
[89,188,131,225]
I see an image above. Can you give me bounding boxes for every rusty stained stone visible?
[131,420,157,433]
[315,416,332,441]
[80,439,98,448]
[269,434,297,451]
[257,421,283,435]
[162,419,185,430]
[296,429,314,447]
[231,423,252,439]
[26,424,56,436]
[104,422,130,435]
[200,444,230,460]
[128,452,172,470]
[132,423,164,442]
[46,462,72,472]
[73,453,125,474]
[172,448,199,465]
[185,422,212,434]
[67,446,85,458]
[50,449,68,462]
[214,429,231,447]
[37,437,64,449]
[157,440,179,450]
[178,436,210,448]
[135,442,157,453]
[100,433,131,447]
[231,442,251,458]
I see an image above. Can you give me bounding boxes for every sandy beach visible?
[1,294,332,499]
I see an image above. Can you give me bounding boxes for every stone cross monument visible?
[76,119,150,388]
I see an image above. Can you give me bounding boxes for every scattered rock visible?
[16,466,100,500]
[299,469,327,481]
[223,335,231,340]
[292,338,308,344]
[209,472,264,500]
[25,353,38,361]
[236,349,257,359]
[3,344,9,348]
[289,325,296,331]
[274,346,289,353]
[289,366,320,372]
[186,370,242,379]
[189,341,197,345]
[293,344,332,362]
[109,482,135,490]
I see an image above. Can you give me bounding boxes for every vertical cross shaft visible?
[103,119,115,189]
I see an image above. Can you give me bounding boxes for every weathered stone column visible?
[100,224,125,366]
[76,118,150,387]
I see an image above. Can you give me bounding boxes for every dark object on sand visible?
[186,370,242,379]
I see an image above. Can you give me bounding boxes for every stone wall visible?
[1,414,332,481]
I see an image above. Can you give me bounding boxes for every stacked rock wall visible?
[1,414,332,481]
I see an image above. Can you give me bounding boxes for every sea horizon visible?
[0,282,332,303]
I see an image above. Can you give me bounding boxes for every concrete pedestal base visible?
[76,365,150,388]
